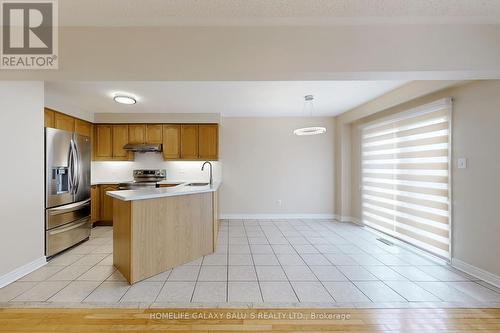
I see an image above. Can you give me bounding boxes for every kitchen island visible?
[107,182,220,284]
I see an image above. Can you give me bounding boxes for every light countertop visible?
[106,181,221,201]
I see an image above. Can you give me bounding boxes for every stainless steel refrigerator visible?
[45,127,91,257]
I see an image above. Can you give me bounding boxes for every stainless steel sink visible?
[185,182,210,186]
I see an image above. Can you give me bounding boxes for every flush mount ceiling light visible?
[113,95,137,105]
[293,95,327,136]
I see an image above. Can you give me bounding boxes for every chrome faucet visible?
[201,161,213,185]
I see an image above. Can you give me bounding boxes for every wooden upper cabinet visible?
[198,124,219,160]
[95,125,113,159]
[162,124,181,160]
[75,119,92,137]
[146,124,163,144]
[128,124,146,144]
[112,125,130,159]
[180,124,199,159]
[44,108,54,128]
[54,112,75,132]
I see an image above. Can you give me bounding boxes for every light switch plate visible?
[457,158,467,169]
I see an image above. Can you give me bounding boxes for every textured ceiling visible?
[59,0,500,26]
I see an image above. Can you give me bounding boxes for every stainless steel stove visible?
[118,169,166,190]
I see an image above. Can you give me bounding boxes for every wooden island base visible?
[112,192,218,284]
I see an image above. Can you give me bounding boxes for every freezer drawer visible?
[46,199,90,230]
[46,217,91,257]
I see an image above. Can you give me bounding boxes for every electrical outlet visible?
[276,200,282,207]
[457,158,467,169]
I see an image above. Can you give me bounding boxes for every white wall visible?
[0,82,45,281]
[219,117,335,218]
[92,154,221,183]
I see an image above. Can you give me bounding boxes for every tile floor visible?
[1,220,500,308]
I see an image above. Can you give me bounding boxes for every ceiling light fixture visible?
[113,95,137,105]
[293,95,326,136]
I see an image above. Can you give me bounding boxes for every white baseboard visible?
[0,257,47,288]
[451,258,500,288]
[220,214,336,220]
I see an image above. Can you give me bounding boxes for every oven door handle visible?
[48,218,89,235]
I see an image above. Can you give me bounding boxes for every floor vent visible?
[377,238,394,246]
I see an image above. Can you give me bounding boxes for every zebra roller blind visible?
[361,98,452,258]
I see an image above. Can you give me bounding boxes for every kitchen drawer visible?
[46,199,91,230]
[46,217,91,257]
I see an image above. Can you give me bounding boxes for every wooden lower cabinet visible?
[90,185,100,223]
[91,184,119,225]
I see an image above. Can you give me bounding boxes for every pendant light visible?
[293,95,326,136]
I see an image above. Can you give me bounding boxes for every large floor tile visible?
[168,266,200,281]
[291,282,334,302]
[416,281,479,302]
[384,280,440,301]
[270,245,295,255]
[192,282,227,302]
[18,265,65,282]
[13,281,70,302]
[83,282,130,303]
[0,282,38,302]
[48,265,92,281]
[447,282,500,302]
[354,281,406,302]
[417,265,472,281]
[349,254,384,266]
[202,254,228,266]
[48,281,100,302]
[228,266,257,281]
[120,281,163,303]
[390,266,438,282]
[198,266,227,281]
[362,266,407,281]
[255,266,288,281]
[228,282,262,302]
[72,253,109,266]
[252,254,279,266]
[282,266,317,281]
[324,254,358,266]
[309,266,348,281]
[322,282,371,303]
[77,265,115,281]
[299,254,331,266]
[259,282,298,303]
[338,266,378,281]
[250,244,274,254]
[156,282,196,302]
[276,254,306,266]
[229,254,253,265]
[47,254,83,266]
[143,270,172,282]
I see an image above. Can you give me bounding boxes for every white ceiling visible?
[58,0,500,26]
[45,81,407,117]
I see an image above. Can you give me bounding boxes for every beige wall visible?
[2,24,500,81]
[0,82,45,281]
[338,80,500,276]
[219,117,335,217]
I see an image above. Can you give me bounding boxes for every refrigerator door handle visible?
[68,141,74,194]
[71,139,80,194]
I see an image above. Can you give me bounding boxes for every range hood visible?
[123,143,163,152]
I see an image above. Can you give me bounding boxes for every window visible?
[360,98,452,258]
